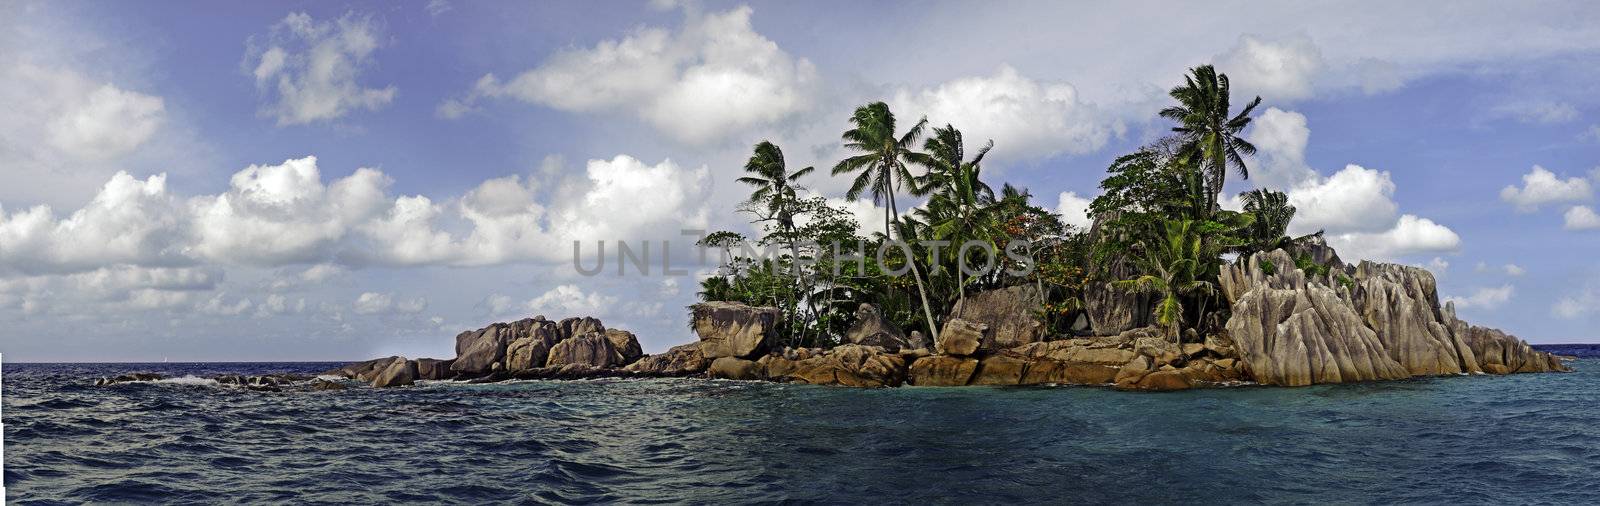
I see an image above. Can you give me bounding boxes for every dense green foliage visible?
[696,65,1338,348]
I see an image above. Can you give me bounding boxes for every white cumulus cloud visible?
[247,12,397,125]
[1054,191,1094,230]
[0,63,169,207]
[1244,108,1318,189]
[1564,205,1600,231]
[1326,214,1461,261]
[891,66,1111,161]
[189,156,393,265]
[1285,165,1400,236]
[447,6,815,145]
[1500,166,1593,212]
[1214,35,1323,102]
[0,172,189,275]
[1239,109,1459,262]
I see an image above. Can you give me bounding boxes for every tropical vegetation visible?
[695,64,1337,349]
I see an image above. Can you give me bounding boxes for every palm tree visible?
[1114,219,1215,344]
[736,141,815,346]
[913,125,997,316]
[831,102,942,342]
[1240,188,1295,254]
[737,141,814,236]
[1160,65,1262,213]
[698,276,734,302]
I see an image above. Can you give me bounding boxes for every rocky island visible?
[324,246,1567,391]
[102,65,1573,393]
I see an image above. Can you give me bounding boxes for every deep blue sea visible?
[4,352,1597,504]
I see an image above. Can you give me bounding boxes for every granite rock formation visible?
[1221,249,1566,386]
[690,302,780,359]
[947,285,1048,351]
[844,303,916,351]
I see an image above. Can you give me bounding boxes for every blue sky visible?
[2,0,1599,361]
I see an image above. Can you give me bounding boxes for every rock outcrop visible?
[1349,261,1480,376]
[623,343,710,376]
[452,317,561,375]
[559,317,605,341]
[948,285,1048,351]
[1221,249,1566,386]
[691,302,780,359]
[330,314,663,386]
[1084,281,1154,336]
[605,329,645,366]
[708,356,763,380]
[758,344,908,388]
[546,332,620,368]
[907,355,979,386]
[1458,321,1566,374]
[844,303,916,351]
[370,357,419,388]
[321,244,1564,391]
[936,319,985,356]
[415,358,454,380]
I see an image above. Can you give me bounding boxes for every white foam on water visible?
[152,375,220,387]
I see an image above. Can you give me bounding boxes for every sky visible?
[2,0,1599,362]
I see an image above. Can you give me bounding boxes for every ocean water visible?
[3,357,1597,504]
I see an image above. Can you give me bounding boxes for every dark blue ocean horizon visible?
[3,354,1596,504]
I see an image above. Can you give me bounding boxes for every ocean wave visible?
[150,375,220,387]
[0,360,1594,503]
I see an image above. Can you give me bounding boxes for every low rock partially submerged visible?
[94,373,327,391]
[314,255,1566,390]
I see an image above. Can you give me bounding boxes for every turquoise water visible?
[4,360,1596,503]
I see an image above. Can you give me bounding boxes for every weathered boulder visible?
[370,357,419,388]
[907,355,979,386]
[1460,323,1568,374]
[708,357,763,380]
[1226,278,1412,386]
[452,324,511,375]
[1114,355,1152,387]
[623,343,710,376]
[1349,261,1478,376]
[1222,250,1454,386]
[1289,233,1345,271]
[546,332,620,368]
[763,344,907,387]
[505,334,557,371]
[1123,369,1193,391]
[1085,281,1154,336]
[324,356,400,381]
[936,319,985,356]
[559,316,606,341]
[311,378,348,391]
[906,331,929,351]
[970,354,1031,386]
[94,372,164,386]
[1202,334,1236,359]
[604,329,645,366]
[844,303,913,351]
[414,358,454,380]
[948,285,1048,351]
[1012,339,1136,365]
[1020,360,1118,385]
[1132,331,1181,364]
[691,302,780,359]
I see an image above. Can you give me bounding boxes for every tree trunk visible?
[888,181,941,343]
